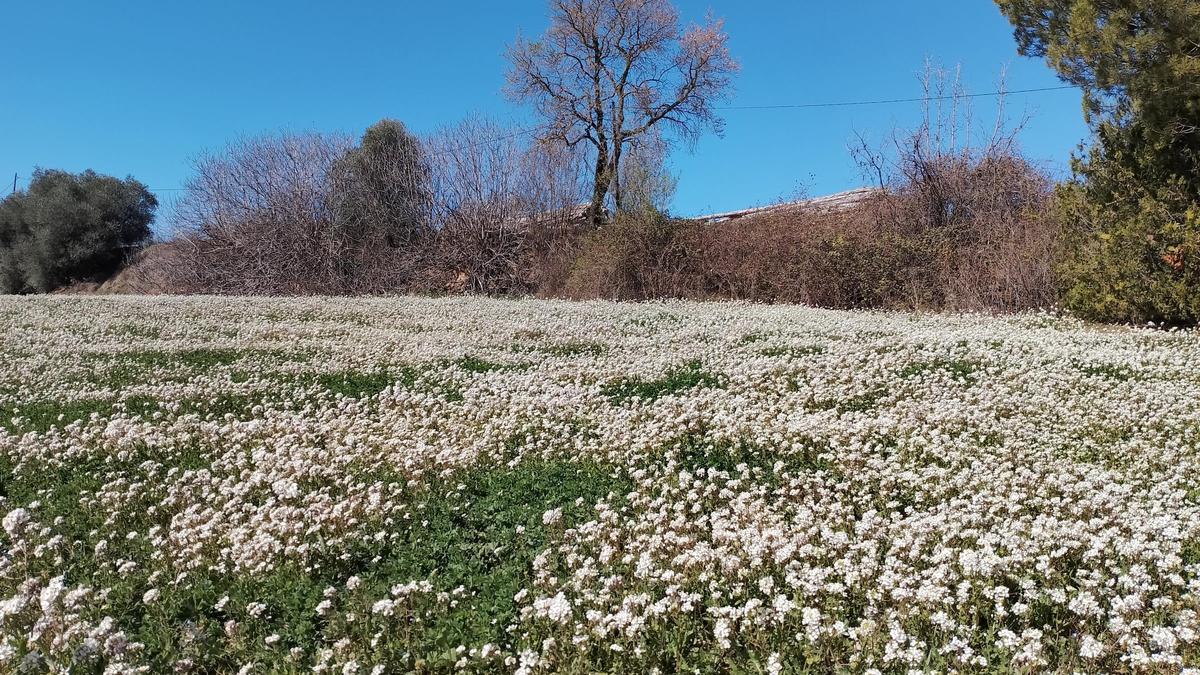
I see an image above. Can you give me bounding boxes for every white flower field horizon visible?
[1,295,1199,673]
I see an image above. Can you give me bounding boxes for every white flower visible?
[2,508,29,537]
[767,652,782,675]
[246,602,267,619]
[714,617,732,650]
[1079,634,1106,659]
[532,593,572,623]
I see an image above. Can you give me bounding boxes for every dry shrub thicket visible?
[172,132,356,295]
[562,66,1056,312]
[160,67,1058,311]
[169,119,587,297]
[845,66,1056,311]
[422,116,587,296]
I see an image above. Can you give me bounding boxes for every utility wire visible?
[5,85,1077,194]
[716,85,1076,111]
[427,126,544,158]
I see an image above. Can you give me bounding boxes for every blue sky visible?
[1,1,1089,223]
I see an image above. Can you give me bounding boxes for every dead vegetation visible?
[90,62,1057,315]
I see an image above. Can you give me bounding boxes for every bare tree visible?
[425,116,588,294]
[506,0,737,225]
[171,131,355,295]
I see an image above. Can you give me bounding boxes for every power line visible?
[143,127,546,194]
[6,85,1077,195]
[716,85,1076,111]
[427,126,543,158]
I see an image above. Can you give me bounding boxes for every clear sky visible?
[1,1,1089,223]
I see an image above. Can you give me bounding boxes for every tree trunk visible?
[589,142,610,227]
[611,139,623,215]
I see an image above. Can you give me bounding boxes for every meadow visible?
[1,296,1198,673]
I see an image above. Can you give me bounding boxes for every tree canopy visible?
[333,119,432,249]
[0,169,157,293]
[996,0,1200,324]
[507,0,737,225]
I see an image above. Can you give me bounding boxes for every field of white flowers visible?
[1,296,1198,673]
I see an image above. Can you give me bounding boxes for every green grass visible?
[898,358,980,381]
[674,433,839,482]
[83,348,258,389]
[737,332,771,345]
[1,392,269,433]
[157,460,628,671]
[805,388,888,414]
[536,341,608,358]
[315,369,416,399]
[626,311,681,329]
[319,355,520,397]
[1079,363,1135,381]
[759,344,826,358]
[451,355,510,374]
[296,357,520,407]
[352,459,630,668]
[601,359,722,404]
[108,323,163,340]
[0,417,632,670]
[1,398,115,433]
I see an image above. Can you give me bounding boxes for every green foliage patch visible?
[1078,362,1136,382]
[805,388,888,414]
[759,344,826,358]
[536,341,608,358]
[674,433,839,482]
[898,358,980,381]
[601,359,722,403]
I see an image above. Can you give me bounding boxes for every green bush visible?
[0,169,157,293]
[996,0,1200,325]
[1054,168,1200,326]
[563,208,697,300]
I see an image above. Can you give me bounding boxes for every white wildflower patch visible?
[0,295,1197,671]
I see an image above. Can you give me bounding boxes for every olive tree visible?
[0,169,156,293]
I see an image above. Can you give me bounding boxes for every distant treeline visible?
[1,0,1196,325]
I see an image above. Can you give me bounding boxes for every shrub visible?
[563,209,700,301]
[675,155,1054,313]
[172,131,354,295]
[0,169,156,293]
[173,126,440,296]
[1054,174,1200,325]
[329,120,433,291]
[556,65,1057,312]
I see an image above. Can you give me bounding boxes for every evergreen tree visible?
[0,169,156,293]
[996,0,1200,323]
